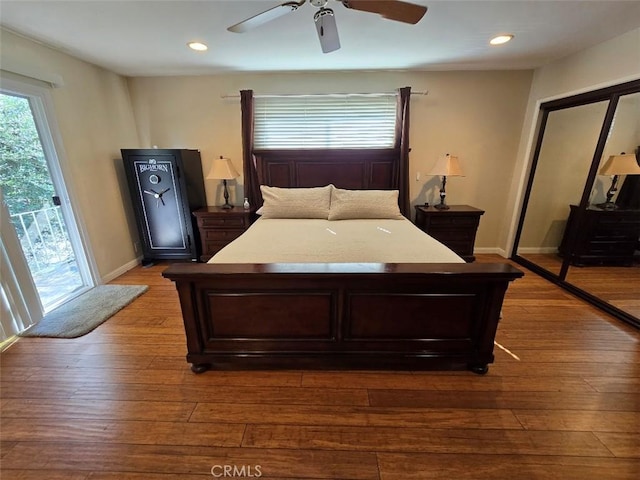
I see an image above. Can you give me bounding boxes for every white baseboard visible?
[101,256,142,284]
[474,247,508,258]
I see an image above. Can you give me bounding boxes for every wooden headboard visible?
[253,148,401,191]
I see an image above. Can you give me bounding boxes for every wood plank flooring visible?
[519,253,640,318]
[1,255,639,479]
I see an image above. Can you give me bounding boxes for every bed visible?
[162,149,523,374]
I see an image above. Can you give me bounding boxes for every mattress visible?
[209,217,465,264]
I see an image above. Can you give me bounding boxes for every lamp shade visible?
[428,154,464,177]
[206,156,240,180]
[599,153,640,176]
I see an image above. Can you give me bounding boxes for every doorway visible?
[0,79,96,338]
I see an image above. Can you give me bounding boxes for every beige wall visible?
[519,102,610,250]
[127,70,532,249]
[1,28,140,280]
[504,27,640,254]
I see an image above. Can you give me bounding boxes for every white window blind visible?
[253,93,398,149]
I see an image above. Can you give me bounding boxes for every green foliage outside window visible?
[0,93,75,273]
[0,93,54,215]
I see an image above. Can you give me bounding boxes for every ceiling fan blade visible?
[314,8,340,53]
[341,0,427,24]
[228,1,306,33]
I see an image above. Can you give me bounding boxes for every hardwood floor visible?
[1,255,639,479]
[519,253,640,319]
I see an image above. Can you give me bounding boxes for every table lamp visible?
[595,152,640,210]
[206,156,240,209]
[427,153,464,210]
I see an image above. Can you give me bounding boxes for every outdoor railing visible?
[10,205,75,274]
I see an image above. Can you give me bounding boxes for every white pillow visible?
[259,185,333,219]
[329,188,404,220]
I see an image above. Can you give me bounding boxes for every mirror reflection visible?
[566,91,640,319]
[518,101,609,276]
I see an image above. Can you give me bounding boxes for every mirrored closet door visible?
[513,79,640,328]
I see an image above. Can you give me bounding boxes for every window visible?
[253,93,397,149]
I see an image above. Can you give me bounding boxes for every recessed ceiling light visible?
[188,42,208,52]
[490,34,514,46]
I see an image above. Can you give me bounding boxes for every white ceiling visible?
[1,0,640,77]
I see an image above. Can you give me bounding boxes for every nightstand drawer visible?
[429,229,474,243]
[199,216,247,228]
[428,215,479,227]
[592,224,639,238]
[440,240,474,255]
[205,229,244,242]
[583,239,638,254]
[205,241,232,256]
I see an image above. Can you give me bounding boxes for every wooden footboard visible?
[162,262,523,374]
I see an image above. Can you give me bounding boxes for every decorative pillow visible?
[258,185,333,219]
[329,188,404,220]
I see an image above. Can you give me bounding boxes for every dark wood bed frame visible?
[163,150,523,374]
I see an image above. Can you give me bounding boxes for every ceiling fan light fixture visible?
[490,34,514,46]
[187,41,208,51]
[314,7,340,53]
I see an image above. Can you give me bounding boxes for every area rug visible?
[19,284,148,338]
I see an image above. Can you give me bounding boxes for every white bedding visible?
[209,217,464,264]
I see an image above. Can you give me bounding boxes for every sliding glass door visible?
[0,78,96,338]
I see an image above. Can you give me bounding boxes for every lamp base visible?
[435,177,449,210]
[220,179,233,209]
[595,175,620,211]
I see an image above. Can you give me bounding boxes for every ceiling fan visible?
[227,0,428,54]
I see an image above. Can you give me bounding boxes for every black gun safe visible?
[121,149,206,264]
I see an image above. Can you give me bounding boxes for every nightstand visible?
[193,207,254,262]
[414,205,484,262]
[559,204,640,266]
